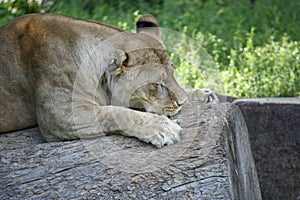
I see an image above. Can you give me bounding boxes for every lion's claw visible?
[147,116,182,148]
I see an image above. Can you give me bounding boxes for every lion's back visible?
[0,13,123,133]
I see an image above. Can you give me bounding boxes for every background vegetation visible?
[1,0,299,98]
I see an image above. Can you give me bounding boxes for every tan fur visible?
[0,13,190,148]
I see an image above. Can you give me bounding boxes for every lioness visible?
[0,13,215,148]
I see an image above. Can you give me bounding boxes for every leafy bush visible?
[222,30,300,97]
[0,0,299,97]
[0,0,53,24]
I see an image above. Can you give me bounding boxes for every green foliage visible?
[0,0,53,24]
[222,30,300,97]
[0,0,299,97]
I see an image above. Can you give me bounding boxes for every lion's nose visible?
[176,99,186,107]
[177,95,187,106]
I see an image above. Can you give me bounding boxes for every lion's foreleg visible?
[76,106,182,148]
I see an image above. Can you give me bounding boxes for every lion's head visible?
[105,14,187,116]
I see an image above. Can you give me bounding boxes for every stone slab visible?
[235,98,300,200]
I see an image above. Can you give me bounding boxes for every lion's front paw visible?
[142,116,182,148]
[190,88,219,103]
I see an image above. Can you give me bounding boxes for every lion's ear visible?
[109,49,128,78]
[136,14,162,41]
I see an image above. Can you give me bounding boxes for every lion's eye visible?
[149,84,158,91]
[148,84,164,95]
